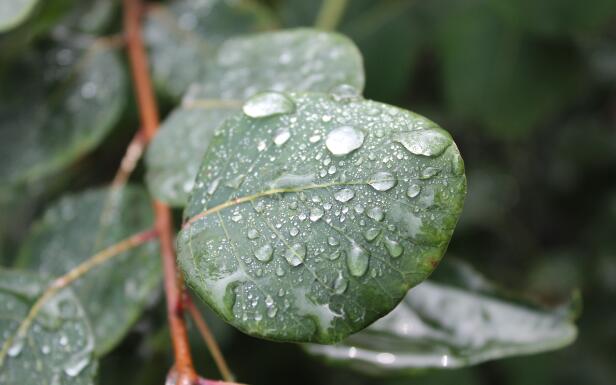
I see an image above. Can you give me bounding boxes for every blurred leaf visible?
[0,40,126,194]
[0,0,39,32]
[437,1,586,139]
[146,28,365,206]
[143,0,276,100]
[0,269,97,384]
[177,91,466,343]
[16,186,160,356]
[305,259,578,374]
[56,0,117,35]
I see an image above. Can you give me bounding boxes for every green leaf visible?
[177,91,466,343]
[143,0,276,101]
[145,28,365,206]
[0,40,127,193]
[305,259,578,373]
[0,0,39,32]
[437,1,585,139]
[0,269,97,385]
[16,186,160,356]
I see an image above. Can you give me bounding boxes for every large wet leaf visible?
[0,40,126,193]
[143,0,275,100]
[146,28,365,206]
[0,269,97,385]
[0,0,39,32]
[16,186,160,356]
[305,259,578,374]
[177,91,466,343]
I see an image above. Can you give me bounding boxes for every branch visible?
[186,297,235,382]
[0,229,157,367]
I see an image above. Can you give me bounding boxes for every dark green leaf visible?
[177,91,466,343]
[16,186,160,356]
[0,0,39,32]
[143,0,276,100]
[0,41,127,193]
[305,259,578,373]
[0,269,97,385]
[146,28,365,206]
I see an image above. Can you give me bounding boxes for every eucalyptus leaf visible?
[0,40,126,193]
[305,259,578,374]
[0,0,39,32]
[143,0,275,100]
[177,91,466,343]
[16,186,160,356]
[146,28,365,206]
[0,269,97,385]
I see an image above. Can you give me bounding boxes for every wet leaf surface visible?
[177,91,466,343]
[0,0,39,32]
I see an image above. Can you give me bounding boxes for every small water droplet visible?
[207,177,221,195]
[254,244,273,262]
[334,188,355,202]
[363,228,381,242]
[384,237,403,258]
[242,91,295,118]
[276,266,285,276]
[225,174,246,189]
[285,243,306,266]
[310,207,324,222]
[333,273,348,294]
[273,128,291,146]
[327,236,339,246]
[309,134,321,143]
[346,241,370,277]
[369,171,397,191]
[366,207,384,221]
[289,227,299,237]
[247,229,259,239]
[265,295,274,307]
[7,337,24,357]
[64,354,90,377]
[420,167,441,179]
[330,84,361,103]
[325,126,364,156]
[393,128,452,157]
[231,213,242,222]
[407,184,421,198]
[328,250,342,260]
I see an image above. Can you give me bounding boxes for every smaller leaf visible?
[0,0,39,32]
[16,186,160,356]
[145,28,365,206]
[0,269,97,385]
[305,259,578,374]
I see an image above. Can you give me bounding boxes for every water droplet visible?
[269,173,314,189]
[327,236,339,246]
[346,241,370,277]
[309,134,321,143]
[363,228,381,242]
[247,229,259,239]
[310,207,324,222]
[285,243,306,266]
[7,337,24,357]
[242,91,295,118]
[366,206,384,221]
[41,345,50,355]
[276,266,285,276]
[64,354,90,377]
[333,273,348,294]
[384,237,403,258]
[289,227,299,237]
[80,82,97,99]
[225,174,246,189]
[369,171,397,191]
[420,167,441,179]
[207,177,221,195]
[325,126,364,156]
[231,213,242,222]
[393,128,452,157]
[451,152,464,175]
[328,250,342,260]
[334,188,355,202]
[267,306,278,318]
[330,84,361,103]
[407,184,421,198]
[254,244,273,262]
[273,128,291,146]
[265,295,274,307]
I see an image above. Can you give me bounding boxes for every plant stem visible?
[123,0,198,382]
[111,131,145,187]
[0,229,157,367]
[315,0,348,30]
[186,298,235,382]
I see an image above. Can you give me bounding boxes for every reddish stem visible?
[122,0,197,382]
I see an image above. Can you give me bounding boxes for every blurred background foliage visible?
[1,0,615,384]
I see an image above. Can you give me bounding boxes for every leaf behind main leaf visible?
[177,91,466,343]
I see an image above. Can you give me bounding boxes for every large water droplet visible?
[420,167,441,179]
[325,126,364,156]
[384,237,403,258]
[269,173,314,189]
[63,354,91,377]
[363,228,381,242]
[393,128,452,157]
[334,188,355,202]
[267,306,278,318]
[273,128,291,146]
[369,171,397,191]
[346,241,370,277]
[333,273,348,294]
[254,244,273,262]
[243,91,295,118]
[366,206,384,222]
[310,207,324,222]
[285,243,306,266]
[247,229,259,239]
[407,184,421,198]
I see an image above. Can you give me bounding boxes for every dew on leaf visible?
[346,241,370,277]
[393,128,452,157]
[330,83,361,103]
[384,237,403,258]
[310,207,324,222]
[254,244,274,262]
[333,273,348,294]
[407,184,421,198]
[325,126,364,156]
[334,188,355,202]
[247,229,259,239]
[285,243,306,266]
[369,171,397,191]
[243,91,295,118]
[366,206,385,222]
[273,128,291,146]
[363,228,381,242]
